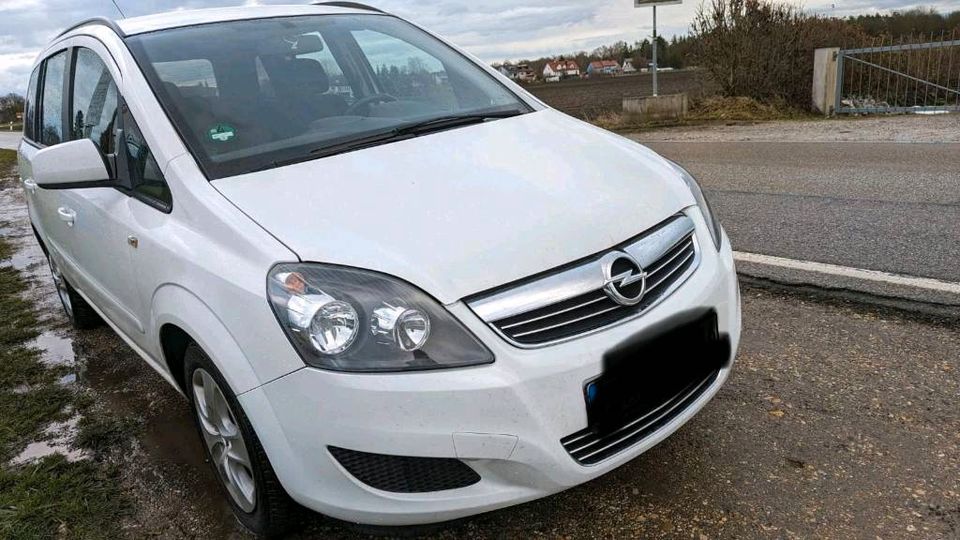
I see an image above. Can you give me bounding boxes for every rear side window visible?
[23,67,39,141]
[70,48,119,154]
[39,50,67,146]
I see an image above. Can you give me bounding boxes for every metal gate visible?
[835,33,960,114]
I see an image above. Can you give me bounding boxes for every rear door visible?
[18,64,42,234]
[20,50,69,258]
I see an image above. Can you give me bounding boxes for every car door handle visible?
[57,207,77,227]
[23,179,37,193]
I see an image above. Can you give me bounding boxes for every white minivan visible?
[18,3,740,536]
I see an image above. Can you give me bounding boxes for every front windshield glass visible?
[126,14,531,179]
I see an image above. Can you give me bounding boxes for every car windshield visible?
[126,14,531,179]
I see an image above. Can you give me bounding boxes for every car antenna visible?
[108,0,126,18]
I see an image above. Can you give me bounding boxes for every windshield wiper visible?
[393,110,525,137]
[252,110,525,172]
[253,129,416,171]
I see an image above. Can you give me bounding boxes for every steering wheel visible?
[344,93,398,116]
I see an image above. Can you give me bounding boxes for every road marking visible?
[734,251,960,295]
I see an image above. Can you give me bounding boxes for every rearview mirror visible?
[257,33,324,56]
[33,139,114,189]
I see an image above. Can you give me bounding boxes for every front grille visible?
[561,369,719,465]
[468,215,700,347]
[328,447,480,493]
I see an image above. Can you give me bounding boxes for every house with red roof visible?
[543,60,581,82]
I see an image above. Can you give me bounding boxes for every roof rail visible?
[55,17,126,39]
[311,2,386,14]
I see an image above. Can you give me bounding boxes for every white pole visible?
[652,5,658,96]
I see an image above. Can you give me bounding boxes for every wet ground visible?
[2,174,959,538]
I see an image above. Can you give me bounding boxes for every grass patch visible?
[0,154,131,538]
[585,95,817,132]
[74,413,140,460]
[0,266,40,349]
[0,149,16,173]
[686,96,813,122]
[0,455,128,539]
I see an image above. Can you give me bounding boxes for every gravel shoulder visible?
[628,113,960,143]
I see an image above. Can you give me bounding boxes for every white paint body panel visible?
[20,7,741,526]
[214,110,694,304]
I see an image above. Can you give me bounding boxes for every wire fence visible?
[836,29,960,113]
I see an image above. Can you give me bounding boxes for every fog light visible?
[371,303,431,351]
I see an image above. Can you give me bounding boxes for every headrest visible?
[279,58,330,94]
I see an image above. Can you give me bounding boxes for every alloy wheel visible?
[191,368,257,513]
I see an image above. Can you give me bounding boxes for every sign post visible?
[634,0,682,97]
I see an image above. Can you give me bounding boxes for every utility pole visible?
[634,0,681,97]
[652,5,658,96]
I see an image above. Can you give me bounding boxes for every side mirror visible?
[33,139,114,189]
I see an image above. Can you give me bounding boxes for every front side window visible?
[121,105,171,210]
[39,50,67,146]
[352,29,455,109]
[70,47,119,154]
[126,14,530,179]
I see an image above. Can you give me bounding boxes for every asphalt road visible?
[0,131,21,150]
[643,142,960,283]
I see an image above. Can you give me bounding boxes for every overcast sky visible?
[0,0,954,94]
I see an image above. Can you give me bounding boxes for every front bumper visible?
[240,215,741,526]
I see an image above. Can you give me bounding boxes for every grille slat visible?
[476,217,700,346]
[647,234,694,276]
[499,295,607,330]
[646,246,695,292]
[511,304,623,339]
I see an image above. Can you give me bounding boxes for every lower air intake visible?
[328,447,481,493]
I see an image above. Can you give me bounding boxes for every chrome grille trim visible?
[499,295,607,330]
[467,214,701,348]
[511,304,622,339]
[561,369,719,465]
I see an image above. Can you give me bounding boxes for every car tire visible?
[183,343,297,537]
[47,255,102,329]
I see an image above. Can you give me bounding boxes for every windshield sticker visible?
[207,123,236,143]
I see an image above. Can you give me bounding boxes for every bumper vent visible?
[468,215,700,347]
[328,447,480,493]
[561,369,719,465]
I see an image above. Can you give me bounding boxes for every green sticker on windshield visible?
[207,123,236,143]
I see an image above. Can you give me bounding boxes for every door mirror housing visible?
[33,139,116,189]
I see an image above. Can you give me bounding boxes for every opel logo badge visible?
[601,252,647,306]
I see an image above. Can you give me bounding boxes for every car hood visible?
[212,110,694,305]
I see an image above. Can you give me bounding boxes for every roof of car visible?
[69,4,385,38]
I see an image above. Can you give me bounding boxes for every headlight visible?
[267,264,493,372]
[668,160,723,250]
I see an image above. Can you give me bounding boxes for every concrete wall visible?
[623,93,688,122]
[812,47,840,115]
